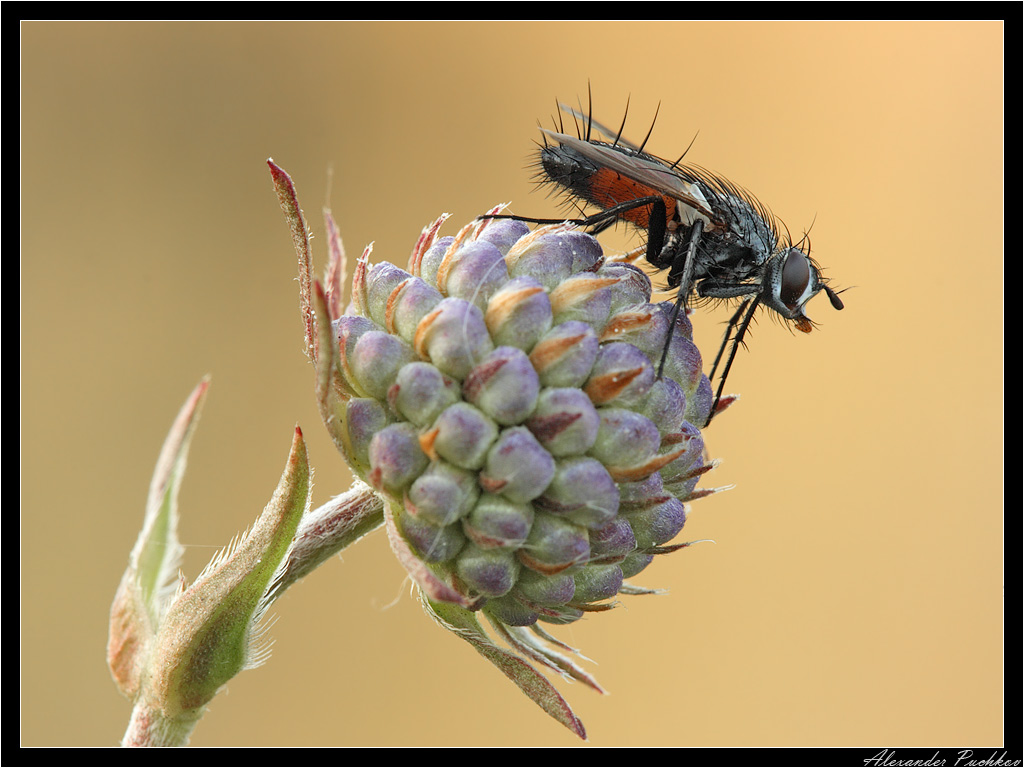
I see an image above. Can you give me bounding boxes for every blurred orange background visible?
[21,20,1004,748]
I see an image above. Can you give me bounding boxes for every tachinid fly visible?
[498,101,844,426]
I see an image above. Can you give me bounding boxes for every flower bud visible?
[462,493,534,549]
[463,346,540,426]
[316,213,721,624]
[272,159,726,739]
[480,426,557,505]
[427,401,498,470]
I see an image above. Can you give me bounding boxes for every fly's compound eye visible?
[779,248,813,311]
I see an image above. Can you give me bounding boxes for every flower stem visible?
[266,480,384,602]
[121,700,202,748]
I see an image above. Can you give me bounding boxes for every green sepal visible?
[146,427,310,717]
[423,597,588,740]
[108,378,210,699]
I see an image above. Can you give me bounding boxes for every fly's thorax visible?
[711,194,777,264]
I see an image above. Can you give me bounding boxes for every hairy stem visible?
[267,480,385,602]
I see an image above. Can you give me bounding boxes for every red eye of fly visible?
[780,249,811,310]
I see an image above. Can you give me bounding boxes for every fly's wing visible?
[539,128,715,228]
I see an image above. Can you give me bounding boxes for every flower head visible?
[270,161,724,738]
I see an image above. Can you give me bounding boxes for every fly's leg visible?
[478,195,670,265]
[657,218,704,377]
[705,295,761,427]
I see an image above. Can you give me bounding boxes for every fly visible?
[493,99,844,426]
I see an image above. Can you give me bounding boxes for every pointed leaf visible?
[322,207,346,321]
[138,377,210,616]
[310,279,352,433]
[494,622,605,695]
[424,598,587,740]
[108,378,209,698]
[148,427,310,716]
[268,159,317,363]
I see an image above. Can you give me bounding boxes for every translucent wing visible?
[538,127,715,227]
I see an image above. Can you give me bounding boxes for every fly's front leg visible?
[658,218,705,378]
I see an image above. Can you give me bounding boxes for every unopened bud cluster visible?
[335,215,715,627]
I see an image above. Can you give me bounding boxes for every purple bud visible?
[599,261,653,312]
[368,423,429,494]
[588,516,638,564]
[529,321,600,388]
[387,277,444,344]
[480,427,556,504]
[637,376,688,436]
[519,511,590,575]
[477,218,531,255]
[506,231,576,290]
[406,461,479,527]
[430,402,499,470]
[602,302,668,363]
[485,276,553,352]
[515,568,576,606]
[364,262,414,327]
[657,422,706,490]
[572,564,624,603]
[442,240,509,311]
[588,408,661,469]
[562,231,604,273]
[483,594,539,627]
[525,387,600,457]
[415,297,494,381]
[343,398,389,470]
[659,325,704,393]
[416,236,456,287]
[618,471,666,505]
[463,346,541,426]
[624,495,688,550]
[455,543,520,598]
[660,300,695,341]
[685,374,714,427]
[536,457,619,529]
[349,330,417,400]
[332,313,377,342]
[462,493,534,549]
[551,273,613,328]
[397,510,466,563]
[333,314,378,391]
[584,342,656,407]
[389,362,460,428]
[619,552,655,579]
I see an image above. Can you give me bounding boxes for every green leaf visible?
[147,427,310,717]
[423,598,588,740]
[108,378,210,698]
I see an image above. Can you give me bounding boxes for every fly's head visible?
[764,247,844,332]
